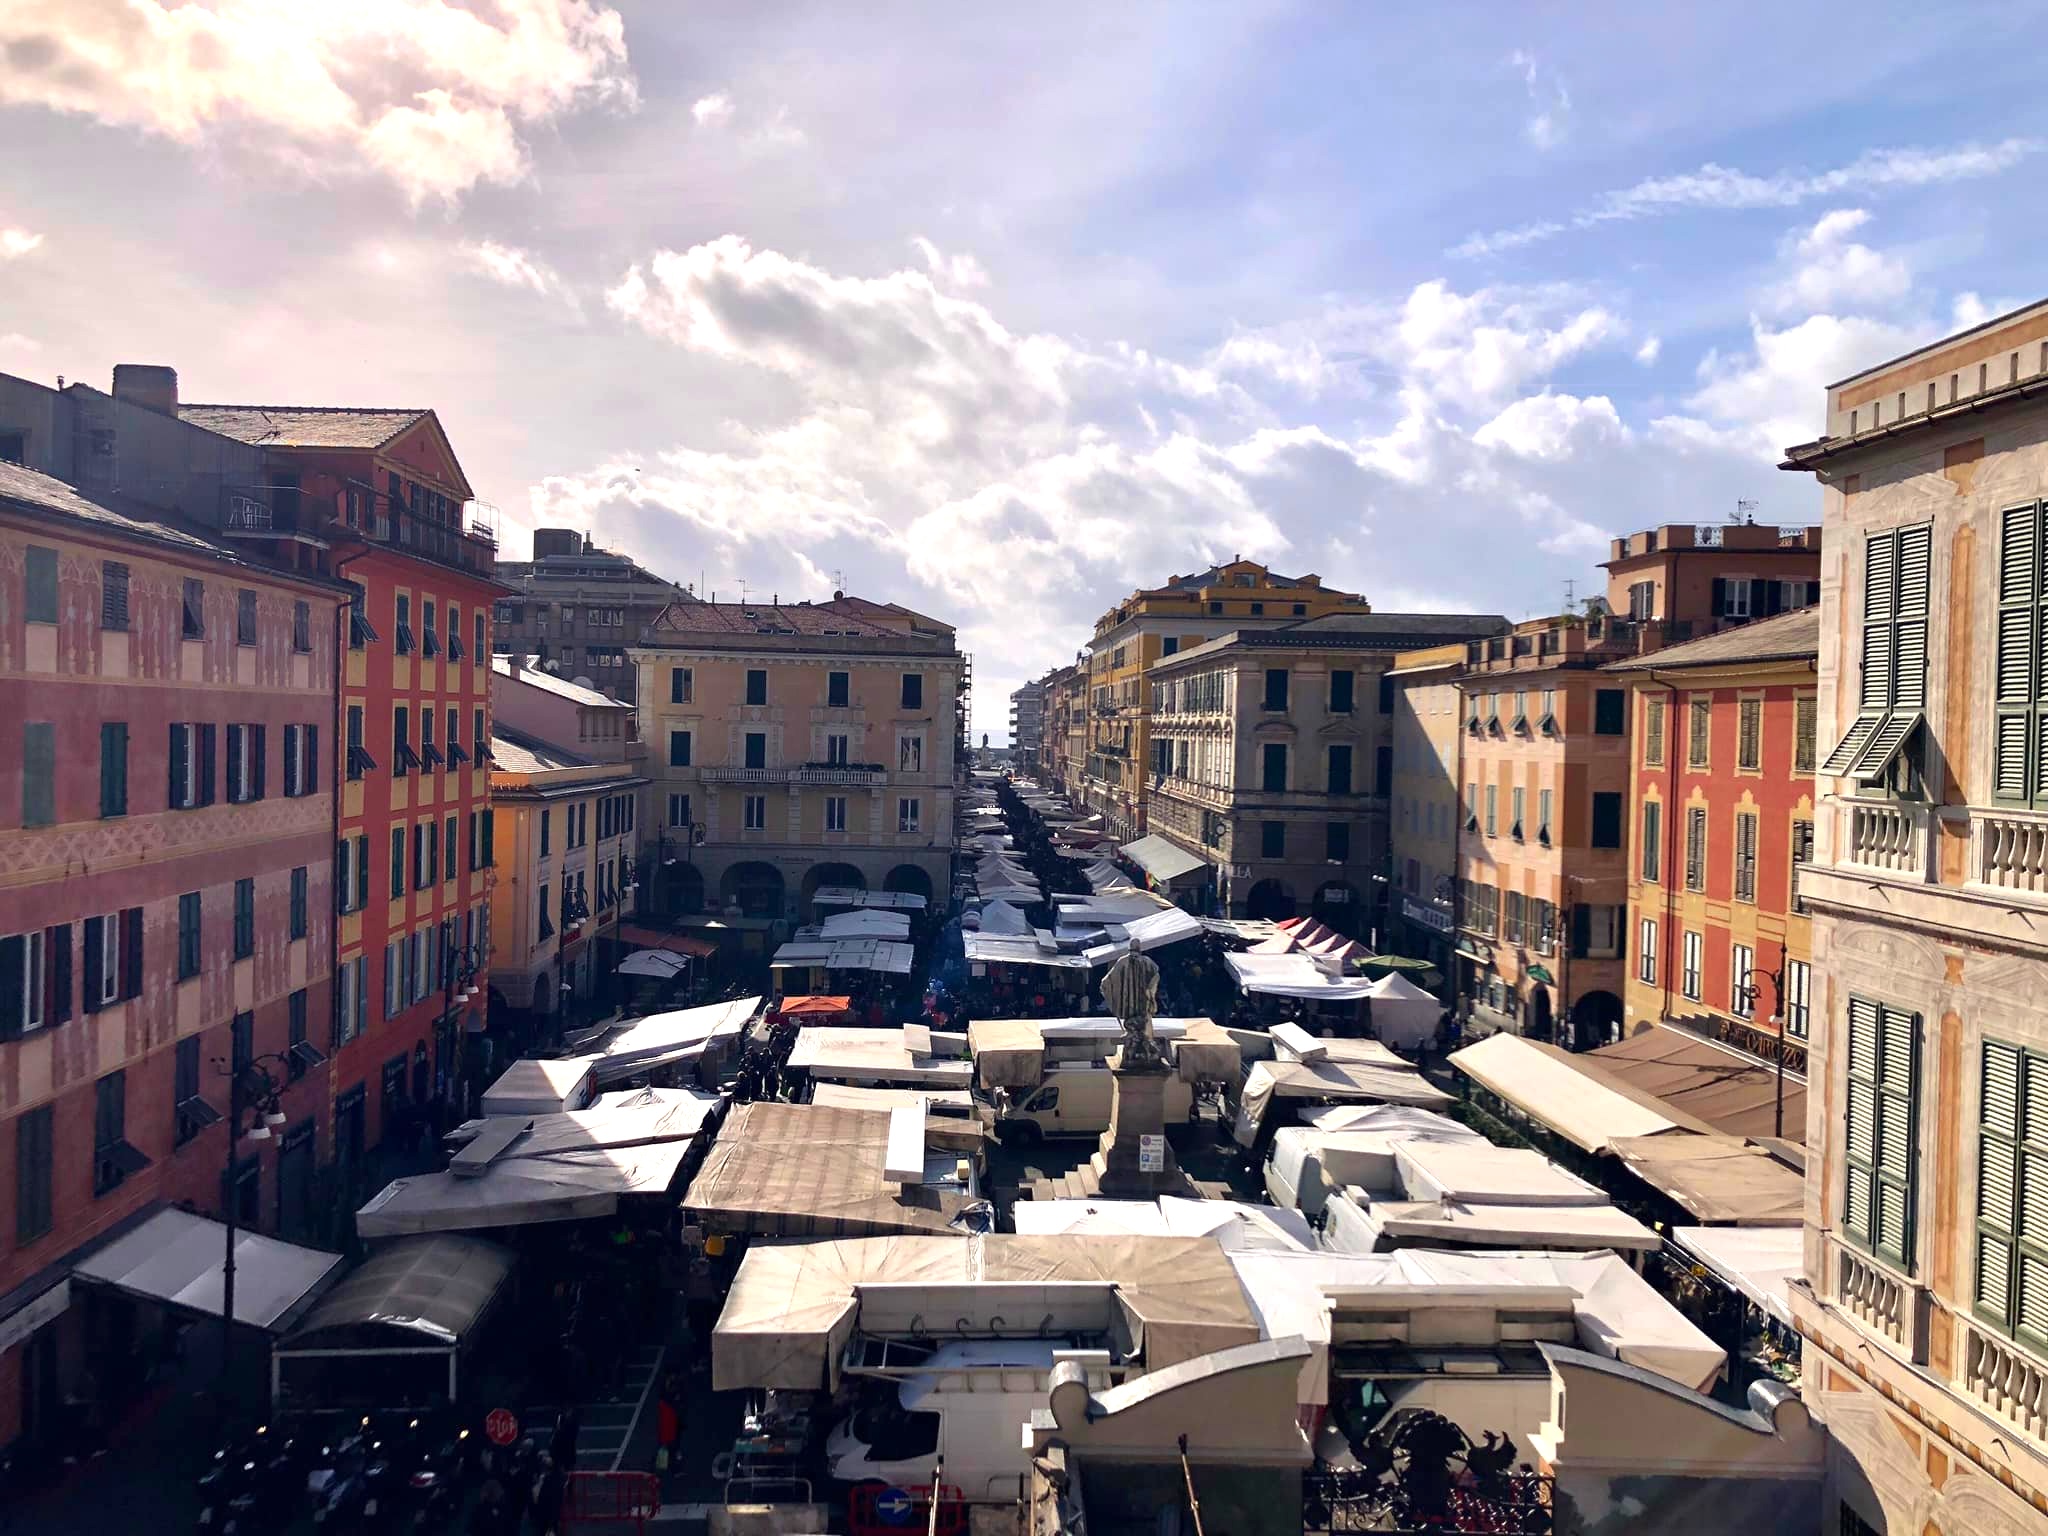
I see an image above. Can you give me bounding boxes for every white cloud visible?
[687,91,802,150]
[1452,137,2038,258]
[1766,207,1910,314]
[1389,280,1622,404]
[1472,392,1626,460]
[462,240,564,297]
[1635,336,1661,365]
[0,0,635,204]
[912,236,990,290]
[0,227,41,259]
[691,92,735,127]
[1508,49,1571,151]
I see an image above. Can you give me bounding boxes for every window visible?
[1593,689,1625,735]
[1263,668,1289,711]
[336,835,368,915]
[537,885,554,942]
[1208,600,1223,615]
[1681,930,1702,1000]
[0,929,45,1037]
[1792,817,1815,872]
[897,797,921,833]
[391,827,406,898]
[1262,743,1287,792]
[481,814,494,867]
[1333,669,1361,714]
[474,611,485,662]
[446,815,458,882]
[393,706,418,774]
[101,561,129,631]
[1537,788,1553,845]
[746,668,768,706]
[1484,783,1498,837]
[288,866,308,940]
[1684,806,1707,892]
[334,954,366,1048]
[1641,801,1663,882]
[24,545,56,623]
[177,891,202,980]
[1734,812,1759,903]
[669,729,692,767]
[233,877,255,959]
[827,670,849,708]
[1731,943,1755,1017]
[346,705,369,780]
[1374,744,1392,796]
[1688,696,1711,768]
[1785,959,1811,1039]
[1973,1041,2048,1342]
[1627,579,1655,621]
[1261,820,1285,859]
[1326,821,1349,861]
[446,605,463,661]
[82,913,122,1010]
[669,792,691,828]
[1327,744,1352,795]
[395,593,415,654]
[1737,697,1763,771]
[1644,698,1665,766]
[1718,577,1755,619]
[236,588,257,645]
[1794,694,1817,773]
[826,732,850,766]
[16,1105,53,1242]
[901,673,923,710]
[744,794,768,831]
[1591,791,1622,849]
[1828,523,1931,784]
[288,989,309,1077]
[421,599,439,657]
[1537,688,1557,735]
[1160,636,1179,658]
[1638,918,1658,984]
[182,577,206,639]
[225,723,265,803]
[1845,997,1919,1268]
[474,709,488,765]
[230,1009,254,1076]
[744,732,767,769]
[826,795,847,833]
[20,721,53,828]
[94,1069,138,1195]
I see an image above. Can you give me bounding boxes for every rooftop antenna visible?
[1562,578,1576,613]
[1734,498,1759,525]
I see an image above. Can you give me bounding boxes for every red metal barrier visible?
[564,1470,663,1533]
[848,1482,967,1536]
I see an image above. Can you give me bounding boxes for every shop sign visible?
[1401,897,1454,935]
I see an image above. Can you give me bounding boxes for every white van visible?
[996,1063,1193,1142]
[826,1341,1114,1503]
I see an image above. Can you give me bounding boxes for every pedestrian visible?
[655,1373,684,1472]
[550,1405,582,1472]
[531,1457,567,1536]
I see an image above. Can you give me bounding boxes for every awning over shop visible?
[1584,1026,1808,1144]
[279,1234,512,1354]
[617,949,689,978]
[617,924,719,959]
[72,1207,342,1333]
[1609,1133,1806,1225]
[1448,1033,1704,1153]
[1119,834,1207,885]
[1674,1225,1804,1329]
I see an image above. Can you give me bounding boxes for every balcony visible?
[341,498,497,576]
[698,764,887,786]
[1830,1237,1930,1365]
[1842,799,1934,882]
[1962,1322,2048,1443]
[1973,806,2048,900]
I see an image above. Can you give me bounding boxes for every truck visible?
[969,1016,1239,1145]
[996,1062,1195,1142]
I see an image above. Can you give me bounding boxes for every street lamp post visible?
[1739,953,1795,1140]
[214,1049,303,1417]
[440,938,484,1121]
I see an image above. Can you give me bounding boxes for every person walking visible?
[549,1405,582,1472]
[530,1457,567,1536]
[655,1370,684,1473]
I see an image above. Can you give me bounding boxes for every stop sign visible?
[485,1408,519,1447]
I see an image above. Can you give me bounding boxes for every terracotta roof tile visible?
[1605,607,1819,672]
[177,404,428,450]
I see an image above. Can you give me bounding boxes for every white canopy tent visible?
[1449,1033,1686,1153]
[1362,972,1441,1050]
[1119,834,1207,886]
[1674,1225,1803,1329]
[616,949,690,979]
[973,900,1032,936]
[818,910,914,941]
[1226,951,1376,1002]
[356,1142,696,1238]
[74,1207,342,1332]
[1232,1059,1453,1145]
[1322,1191,1661,1254]
[770,939,915,975]
[787,1026,977,1090]
[480,1056,597,1117]
[1391,1140,1608,1207]
[590,996,758,1084]
[1013,1197,1314,1253]
[813,887,928,912]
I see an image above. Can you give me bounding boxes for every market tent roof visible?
[969,1016,1222,1088]
[813,886,928,911]
[974,900,1032,936]
[1270,1116,1485,1197]
[1225,951,1375,1001]
[617,949,690,978]
[279,1234,513,1354]
[1327,1192,1661,1253]
[713,1233,1260,1391]
[809,1084,978,1115]
[1233,1058,1453,1144]
[1120,834,1207,884]
[683,1102,980,1239]
[777,995,854,1018]
[481,1056,598,1116]
[617,924,718,958]
[445,1090,720,1160]
[770,939,915,975]
[591,996,758,1083]
[1674,1226,1804,1328]
[1584,1027,1809,1143]
[818,910,913,940]
[1449,1033,1703,1153]
[1202,917,1287,943]
[786,1026,976,1089]
[1609,1133,1805,1225]
[1392,1141,1608,1207]
[1227,1251,1402,1405]
[1011,1197,1314,1254]
[963,932,1091,970]
[355,1141,696,1238]
[73,1207,342,1333]
[1361,972,1441,1051]
[1274,917,1369,966]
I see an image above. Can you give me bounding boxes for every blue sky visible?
[1,1,2044,737]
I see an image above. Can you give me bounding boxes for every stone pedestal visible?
[1032,1049,1194,1201]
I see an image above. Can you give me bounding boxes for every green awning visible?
[1526,964,1556,985]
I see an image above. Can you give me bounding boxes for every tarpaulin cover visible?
[591,997,759,1084]
[280,1234,513,1354]
[1674,1225,1804,1328]
[962,933,1090,970]
[1228,1251,1401,1404]
[1120,834,1207,885]
[1233,1060,1453,1145]
[683,1102,976,1238]
[975,901,1032,936]
[1273,1031,1409,1069]
[1011,1196,1313,1253]
[1269,1115,1484,1200]
[1171,1019,1242,1083]
[786,1027,976,1089]
[771,939,915,975]
[445,1091,720,1162]
[813,887,927,911]
[1325,1191,1661,1252]
[1225,951,1375,1001]
[970,1018,1048,1087]
[819,910,913,940]
[617,949,690,978]
[712,1233,1260,1391]
[1114,906,1203,953]
[809,1084,978,1115]
[1449,1033,1690,1153]
[356,1141,696,1237]
[1610,1133,1806,1225]
[1304,1103,1488,1136]
[1392,1140,1607,1207]
[74,1207,342,1332]
[1361,972,1442,1050]
[1586,1027,1809,1143]
[481,1056,597,1117]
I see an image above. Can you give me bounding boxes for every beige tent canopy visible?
[1448,1033,1707,1153]
[786,1027,975,1090]
[1232,1059,1454,1145]
[713,1233,1260,1391]
[1609,1133,1806,1225]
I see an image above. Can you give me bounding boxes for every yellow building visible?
[631,594,964,921]
[1386,641,1473,971]
[1081,561,1371,839]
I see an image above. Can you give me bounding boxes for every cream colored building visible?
[1386,642,1470,972]
[631,595,963,920]
[1781,297,2048,1534]
[487,733,644,1019]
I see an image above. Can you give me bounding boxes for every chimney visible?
[111,364,179,417]
[509,653,524,680]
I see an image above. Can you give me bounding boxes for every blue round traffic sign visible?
[876,1488,916,1524]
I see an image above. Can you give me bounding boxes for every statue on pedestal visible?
[1101,940,1166,1071]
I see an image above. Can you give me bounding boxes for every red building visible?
[177,405,506,1166]
[0,461,349,1447]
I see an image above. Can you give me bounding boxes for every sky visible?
[2,3,2045,742]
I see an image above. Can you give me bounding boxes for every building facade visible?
[0,464,346,1450]
[180,403,504,1175]
[1144,615,1506,931]
[1080,562,1374,840]
[1781,299,2048,1534]
[631,595,963,921]
[1386,642,1469,975]
[1009,677,1046,767]
[1041,662,1085,794]
[1610,608,1818,1118]
[491,527,687,704]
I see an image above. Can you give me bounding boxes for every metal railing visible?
[697,764,887,785]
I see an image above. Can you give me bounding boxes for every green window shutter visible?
[2001,502,2043,804]
[1861,533,1896,710]
[1892,525,1931,710]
